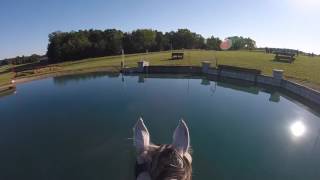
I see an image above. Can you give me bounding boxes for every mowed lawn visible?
[0,65,14,86]
[1,50,320,90]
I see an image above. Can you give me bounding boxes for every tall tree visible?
[206,36,222,50]
[227,36,256,50]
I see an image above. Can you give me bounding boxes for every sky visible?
[0,0,319,59]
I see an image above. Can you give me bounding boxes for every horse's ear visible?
[172,119,190,155]
[133,117,150,153]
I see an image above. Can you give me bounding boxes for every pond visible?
[0,73,320,180]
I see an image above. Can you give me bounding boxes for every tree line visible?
[45,28,256,63]
[1,54,45,65]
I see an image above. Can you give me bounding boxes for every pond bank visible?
[12,66,119,85]
[2,62,320,107]
[0,84,16,98]
[122,61,320,106]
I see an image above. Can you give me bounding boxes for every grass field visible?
[1,50,320,90]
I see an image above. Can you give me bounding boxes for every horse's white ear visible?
[133,117,150,153]
[172,119,190,155]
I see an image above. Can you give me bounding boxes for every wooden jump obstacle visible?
[171,52,184,60]
[274,51,296,63]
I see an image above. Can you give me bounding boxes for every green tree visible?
[46,28,257,63]
[206,36,222,50]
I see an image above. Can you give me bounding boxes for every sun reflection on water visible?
[290,121,306,137]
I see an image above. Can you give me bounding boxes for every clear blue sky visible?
[1,0,319,59]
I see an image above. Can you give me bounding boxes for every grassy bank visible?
[1,50,320,90]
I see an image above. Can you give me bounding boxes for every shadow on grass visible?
[0,69,11,75]
[15,71,35,78]
[270,59,294,64]
[160,58,185,61]
[12,61,48,72]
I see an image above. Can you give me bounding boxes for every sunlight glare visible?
[290,121,306,137]
[291,0,320,9]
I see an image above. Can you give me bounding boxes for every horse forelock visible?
[145,144,192,180]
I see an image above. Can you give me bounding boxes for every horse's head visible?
[133,118,192,180]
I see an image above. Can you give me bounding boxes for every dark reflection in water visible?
[53,72,120,86]
[0,72,320,180]
[0,88,16,99]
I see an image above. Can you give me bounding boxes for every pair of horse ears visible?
[133,118,190,156]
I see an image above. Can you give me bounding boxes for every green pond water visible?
[1,73,320,180]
